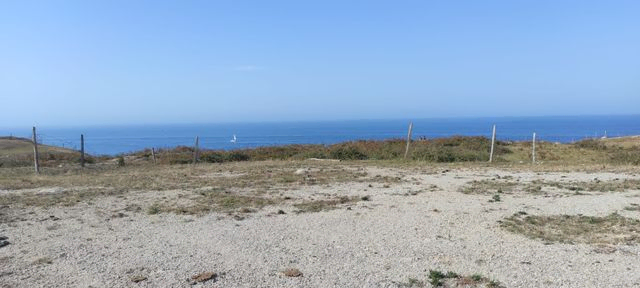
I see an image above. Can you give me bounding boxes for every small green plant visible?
[428,270,446,286]
[487,279,502,288]
[492,194,501,202]
[147,203,161,215]
[445,271,459,278]
[471,274,483,282]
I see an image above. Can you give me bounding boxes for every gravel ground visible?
[1,166,640,287]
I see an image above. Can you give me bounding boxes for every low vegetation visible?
[3,135,640,168]
[135,136,509,164]
[0,137,96,168]
[460,180,518,195]
[461,178,640,195]
[293,196,362,213]
[0,161,378,215]
[397,270,503,287]
[500,212,640,245]
[624,204,640,212]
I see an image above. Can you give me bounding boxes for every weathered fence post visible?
[192,136,200,164]
[80,134,85,167]
[32,126,40,174]
[151,148,157,164]
[489,124,496,163]
[404,121,414,159]
[532,132,536,164]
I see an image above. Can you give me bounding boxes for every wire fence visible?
[4,129,629,156]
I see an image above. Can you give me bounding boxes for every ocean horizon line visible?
[3,113,639,130]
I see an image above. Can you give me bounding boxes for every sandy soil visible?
[1,165,640,288]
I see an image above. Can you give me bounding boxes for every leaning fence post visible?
[489,124,496,163]
[151,148,157,164]
[532,132,536,164]
[32,126,40,174]
[80,134,85,167]
[404,121,414,159]
[192,136,200,164]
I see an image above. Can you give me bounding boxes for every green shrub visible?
[329,146,368,160]
[201,152,226,163]
[227,152,250,162]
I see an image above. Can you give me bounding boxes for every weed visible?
[428,270,446,286]
[460,180,517,195]
[147,203,161,215]
[294,196,361,213]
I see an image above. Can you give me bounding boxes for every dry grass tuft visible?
[624,203,640,212]
[460,178,640,196]
[129,275,147,283]
[191,272,217,283]
[500,213,640,245]
[426,270,504,287]
[282,268,303,277]
[294,196,361,213]
[460,180,518,195]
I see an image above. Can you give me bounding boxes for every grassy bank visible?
[131,136,640,166]
[2,135,640,168]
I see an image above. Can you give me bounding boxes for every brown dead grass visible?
[500,213,640,245]
[459,179,518,195]
[624,203,640,212]
[282,268,303,277]
[0,137,87,168]
[0,161,380,215]
[191,272,217,283]
[461,178,640,195]
[293,196,362,213]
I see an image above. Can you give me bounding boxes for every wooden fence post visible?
[32,126,40,174]
[151,148,157,164]
[80,134,85,167]
[192,136,200,164]
[404,121,414,159]
[489,124,496,163]
[532,132,536,164]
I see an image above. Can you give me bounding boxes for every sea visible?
[1,115,639,156]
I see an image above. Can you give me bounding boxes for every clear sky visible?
[1,0,639,127]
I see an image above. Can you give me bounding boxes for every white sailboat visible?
[230,134,237,144]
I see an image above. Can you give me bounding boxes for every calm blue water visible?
[2,115,639,156]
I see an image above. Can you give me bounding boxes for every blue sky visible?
[1,0,638,127]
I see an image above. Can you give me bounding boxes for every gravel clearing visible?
[2,166,640,287]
